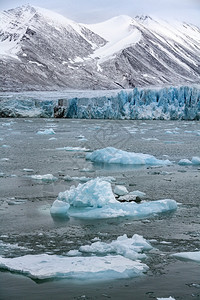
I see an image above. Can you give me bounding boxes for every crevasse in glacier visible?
[0,86,199,120]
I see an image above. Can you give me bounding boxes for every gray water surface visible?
[0,118,200,299]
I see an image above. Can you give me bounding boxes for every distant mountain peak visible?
[0,5,200,91]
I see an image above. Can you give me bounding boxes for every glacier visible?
[0,86,199,120]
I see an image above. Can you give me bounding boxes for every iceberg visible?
[178,159,192,166]
[51,178,177,219]
[172,251,200,262]
[0,86,199,120]
[86,147,172,165]
[0,254,148,281]
[191,156,200,165]
[53,178,117,209]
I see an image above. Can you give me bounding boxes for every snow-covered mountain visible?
[0,5,200,91]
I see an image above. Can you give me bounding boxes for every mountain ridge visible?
[0,5,200,91]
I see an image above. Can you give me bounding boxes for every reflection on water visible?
[92,162,147,171]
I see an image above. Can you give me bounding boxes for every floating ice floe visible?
[172,251,200,262]
[0,254,148,281]
[157,297,176,300]
[79,234,152,260]
[51,178,177,219]
[49,137,57,141]
[178,156,200,166]
[178,159,192,166]
[1,158,9,161]
[31,174,57,182]
[37,128,55,135]
[56,146,90,151]
[0,234,152,281]
[86,147,172,165]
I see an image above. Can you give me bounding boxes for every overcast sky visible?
[0,0,200,26]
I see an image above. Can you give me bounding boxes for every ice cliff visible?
[0,86,199,120]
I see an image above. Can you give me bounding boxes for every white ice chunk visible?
[79,234,152,260]
[114,185,128,196]
[50,200,70,216]
[178,159,192,165]
[86,147,171,165]
[55,178,117,208]
[37,128,55,135]
[191,156,200,165]
[31,174,57,181]
[0,254,148,280]
[172,251,200,262]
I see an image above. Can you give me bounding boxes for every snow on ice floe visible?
[31,174,57,181]
[36,128,55,135]
[51,178,177,219]
[86,147,172,165]
[172,251,200,262]
[56,146,90,152]
[0,254,148,281]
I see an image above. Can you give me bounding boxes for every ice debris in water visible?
[51,178,177,219]
[79,234,152,260]
[86,147,172,165]
[37,128,55,135]
[0,254,148,281]
[172,251,200,262]
[31,174,57,181]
